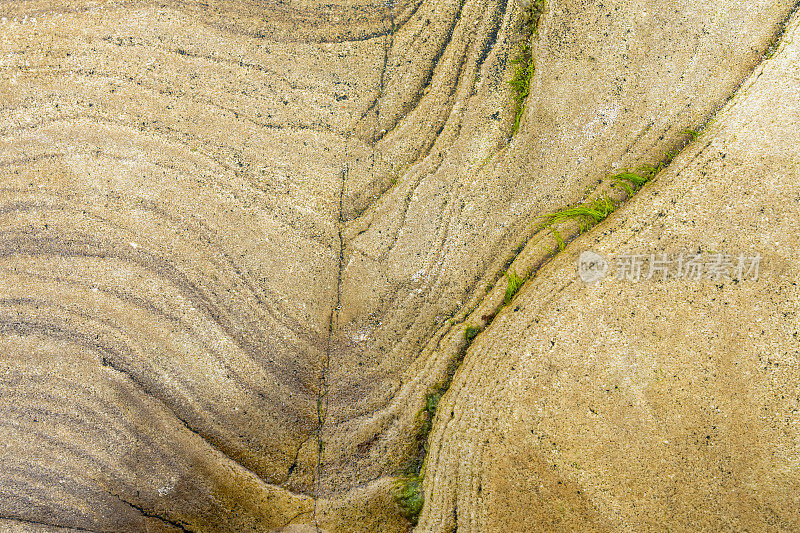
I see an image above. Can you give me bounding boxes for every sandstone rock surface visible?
[0,0,798,530]
[420,8,800,531]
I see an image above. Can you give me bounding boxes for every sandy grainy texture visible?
[0,0,798,530]
[420,8,800,532]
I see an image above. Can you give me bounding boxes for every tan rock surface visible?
[420,8,800,531]
[0,0,797,530]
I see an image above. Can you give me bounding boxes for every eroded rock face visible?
[0,0,797,530]
[420,9,800,531]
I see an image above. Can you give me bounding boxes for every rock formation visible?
[1,0,798,530]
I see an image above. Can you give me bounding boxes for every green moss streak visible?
[509,0,546,134]
[393,325,483,524]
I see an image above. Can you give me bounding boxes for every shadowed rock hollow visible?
[1,0,799,531]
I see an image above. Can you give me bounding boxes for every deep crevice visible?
[108,491,192,532]
[313,148,348,533]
